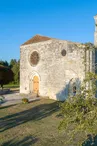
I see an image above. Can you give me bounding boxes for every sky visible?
[0,0,97,62]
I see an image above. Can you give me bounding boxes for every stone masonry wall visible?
[20,39,86,100]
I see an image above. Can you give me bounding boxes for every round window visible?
[30,51,39,66]
[61,49,66,56]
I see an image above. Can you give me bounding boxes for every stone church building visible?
[20,15,97,101]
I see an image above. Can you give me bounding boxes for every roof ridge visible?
[21,34,52,46]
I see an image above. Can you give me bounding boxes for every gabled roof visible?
[21,34,53,46]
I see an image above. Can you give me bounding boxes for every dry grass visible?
[0,98,66,146]
[0,98,91,146]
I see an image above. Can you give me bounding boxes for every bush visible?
[0,95,5,103]
[59,71,97,145]
[59,96,97,145]
[22,98,29,104]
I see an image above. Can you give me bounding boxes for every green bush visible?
[22,98,29,104]
[0,95,5,103]
[59,71,97,145]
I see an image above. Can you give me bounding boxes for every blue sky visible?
[0,0,97,62]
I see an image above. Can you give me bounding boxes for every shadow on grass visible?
[0,89,19,96]
[0,104,17,110]
[4,89,19,95]
[0,101,59,132]
[1,135,38,146]
[82,134,97,146]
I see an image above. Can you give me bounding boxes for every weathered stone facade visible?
[94,15,97,79]
[20,35,93,101]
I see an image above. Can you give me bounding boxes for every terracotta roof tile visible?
[21,34,52,46]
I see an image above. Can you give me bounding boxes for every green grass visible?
[0,99,66,146]
[3,84,19,89]
[0,98,93,146]
[0,84,19,91]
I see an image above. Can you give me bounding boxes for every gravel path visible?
[0,91,40,107]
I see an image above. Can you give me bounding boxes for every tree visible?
[0,60,9,67]
[58,43,97,145]
[10,59,20,84]
[0,59,20,86]
[0,65,13,89]
[10,59,17,68]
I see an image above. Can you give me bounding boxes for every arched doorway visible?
[33,76,39,94]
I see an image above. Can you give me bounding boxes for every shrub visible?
[22,98,29,104]
[0,95,5,103]
[59,71,97,145]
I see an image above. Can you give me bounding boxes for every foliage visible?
[0,60,9,67]
[0,59,20,85]
[59,72,97,145]
[10,59,17,68]
[22,98,29,104]
[59,43,97,145]
[10,59,20,84]
[0,95,5,103]
[0,65,13,89]
[59,96,97,144]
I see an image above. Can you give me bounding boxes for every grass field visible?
[0,84,19,91]
[0,98,93,146]
[3,84,19,89]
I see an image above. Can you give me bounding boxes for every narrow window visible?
[73,86,76,96]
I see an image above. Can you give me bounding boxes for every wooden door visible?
[33,76,39,94]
